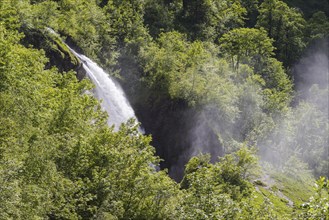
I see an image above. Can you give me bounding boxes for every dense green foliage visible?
[256,0,306,67]
[0,0,328,219]
[298,177,329,219]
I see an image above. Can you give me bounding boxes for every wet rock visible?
[20,26,80,73]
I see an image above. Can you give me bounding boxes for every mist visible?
[253,39,328,177]
[176,39,328,179]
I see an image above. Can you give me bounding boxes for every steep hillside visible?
[0,0,328,219]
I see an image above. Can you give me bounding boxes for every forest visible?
[0,0,328,219]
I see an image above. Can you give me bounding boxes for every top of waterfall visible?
[46,27,59,36]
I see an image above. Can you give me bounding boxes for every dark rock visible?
[20,27,80,73]
[76,63,86,80]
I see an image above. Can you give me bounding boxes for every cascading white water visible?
[69,48,139,130]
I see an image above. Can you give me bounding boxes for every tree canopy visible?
[0,0,328,219]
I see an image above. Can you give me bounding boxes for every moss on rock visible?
[19,26,80,73]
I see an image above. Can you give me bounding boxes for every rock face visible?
[20,27,82,75]
[117,57,224,181]
[76,63,86,81]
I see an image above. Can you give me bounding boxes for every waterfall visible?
[69,48,139,130]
